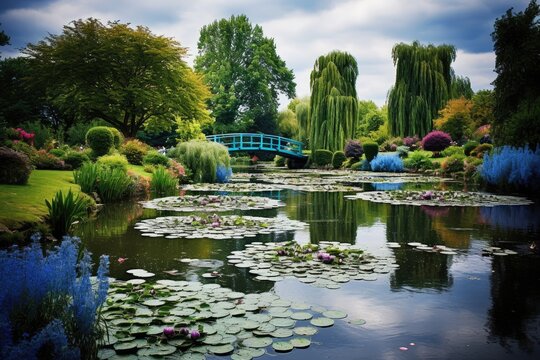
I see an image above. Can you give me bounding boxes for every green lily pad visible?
[113,341,138,353]
[290,312,313,321]
[310,317,334,327]
[270,328,293,338]
[142,299,165,307]
[97,348,116,359]
[270,318,295,328]
[209,344,234,355]
[243,337,273,348]
[322,310,347,319]
[179,353,206,360]
[137,344,176,356]
[290,337,311,348]
[272,341,293,352]
[293,326,318,336]
[203,334,223,345]
[349,319,367,326]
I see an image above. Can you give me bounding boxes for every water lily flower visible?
[179,327,190,336]
[211,221,220,228]
[190,329,201,340]
[163,327,175,337]
[117,257,127,264]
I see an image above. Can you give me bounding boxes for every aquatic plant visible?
[0,235,109,359]
[95,167,133,202]
[73,162,99,193]
[45,189,90,239]
[150,166,178,197]
[370,154,404,172]
[481,145,540,192]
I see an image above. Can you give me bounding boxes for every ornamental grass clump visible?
[481,145,540,193]
[74,162,133,202]
[370,154,404,172]
[45,189,91,239]
[150,166,178,197]
[168,140,231,183]
[0,234,109,359]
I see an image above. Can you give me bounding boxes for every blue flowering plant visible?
[0,234,109,359]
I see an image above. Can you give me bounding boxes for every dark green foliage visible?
[66,120,107,146]
[33,150,67,170]
[388,41,456,137]
[274,155,286,167]
[332,151,347,169]
[143,150,170,167]
[195,15,295,134]
[350,161,362,171]
[421,131,452,152]
[363,142,379,162]
[441,145,464,157]
[62,151,89,169]
[120,138,150,165]
[463,141,480,156]
[470,143,493,158]
[309,51,358,152]
[0,147,32,184]
[397,145,409,158]
[150,166,178,197]
[492,1,540,147]
[49,148,65,157]
[313,149,333,167]
[45,189,89,239]
[450,75,474,99]
[86,126,114,156]
[441,154,465,174]
[21,121,54,149]
[94,168,133,202]
[403,151,434,171]
[73,162,99,193]
[8,141,37,161]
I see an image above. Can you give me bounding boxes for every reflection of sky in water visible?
[370,182,404,191]
[480,205,540,231]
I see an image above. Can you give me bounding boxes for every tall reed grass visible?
[74,163,132,202]
[45,189,90,239]
[150,166,178,197]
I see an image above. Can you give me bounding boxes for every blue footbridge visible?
[206,133,307,160]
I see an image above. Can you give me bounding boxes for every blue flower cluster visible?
[370,154,404,173]
[0,235,109,359]
[216,165,233,183]
[481,145,540,191]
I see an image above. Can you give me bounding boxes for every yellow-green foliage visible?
[97,154,129,172]
[121,139,150,165]
[108,127,124,148]
[86,127,114,156]
[169,140,230,183]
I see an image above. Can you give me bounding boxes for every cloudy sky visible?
[0,0,529,107]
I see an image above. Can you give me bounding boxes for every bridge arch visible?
[206,133,306,159]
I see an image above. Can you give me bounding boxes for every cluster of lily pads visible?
[227,241,398,289]
[134,215,308,240]
[182,183,283,193]
[405,242,459,255]
[482,246,518,256]
[141,195,284,212]
[345,190,533,207]
[99,279,353,359]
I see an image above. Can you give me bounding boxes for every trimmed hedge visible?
[421,131,452,152]
[363,142,379,162]
[313,149,333,167]
[108,127,124,148]
[62,151,89,169]
[470,143,493,158]
[86,127,114,156]
[0,147,32,184]
[121,139,150,165]
[143,151,170,167]
[332,151,346,169]
[97,154,129,172]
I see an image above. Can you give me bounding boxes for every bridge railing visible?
[206,133,304,158]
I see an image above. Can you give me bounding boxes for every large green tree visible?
[195,15,296,134]
[492,0,540,147]
[24,18,211,137]
[309,51,358,152]
[388,41,456,137]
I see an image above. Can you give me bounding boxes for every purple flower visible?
[179,327,190,336]
[163,327,175,337]
[190,330,201,340]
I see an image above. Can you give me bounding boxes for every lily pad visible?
[322,310,347,319]
[293,327,318,336]
[310,317,334,327]
[272,341,294,352]
[290,337,311,348]
[290,312,313,321]
[243,337,273,348]
[208,344,234,355]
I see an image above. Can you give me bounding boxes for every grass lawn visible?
[0,170,82,229]
[127,164,152,179]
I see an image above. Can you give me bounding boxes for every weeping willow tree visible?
[388,41,456,137]
[309,51,358,152]
[295,101,310,144]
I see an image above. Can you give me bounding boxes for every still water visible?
[77,174,540,359]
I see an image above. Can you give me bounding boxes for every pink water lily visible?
[163,327,175,337]
[190,329,201,340]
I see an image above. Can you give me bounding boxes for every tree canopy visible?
[492,0,540,147]
[24,18,211,137]
[195,15,296,134]
[387,41,456,138]
[309,51,358,152]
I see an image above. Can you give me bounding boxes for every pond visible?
[77,169,540,359]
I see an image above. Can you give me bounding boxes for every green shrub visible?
[363,142,379,162]
[21,120,54,149]
[49,148,66,157]
[74,162,99,193]
[350,161,362,170]
[470,143,493,158]
[0,147,32,184]
[143,164,155,173]
[441,145,464,157]
[332,151,347,169]
[143,150,170,167]
[441,154,465,174]
[9,141,37,162]
[403,151,434,171]
[86,126,114,156]
[274,155,286,167]
[464,156,483,178]
[313,149,333,167]
[45,189,90,239]
[463,141,480,156]
[95,168,133,202]
[108,127,124,148]
[168,140,231,183]
[97,153,129,172]
[62,151,89,169]
[150,166,178,197]
[32,150,67,170]
[66,119,106,146]
[120,139,150,165]
[396,145,409,158]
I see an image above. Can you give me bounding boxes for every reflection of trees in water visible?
[77,202,147,239]
[285,192,358,244]
[387,206,453,291]
[431,207,477,249]
[480,205,540,232]
[487,256,540,352]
